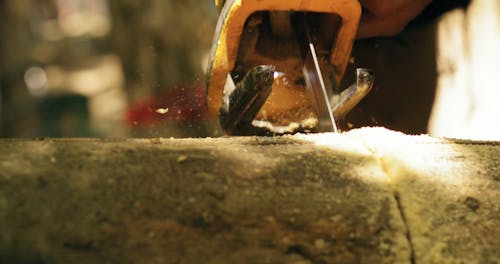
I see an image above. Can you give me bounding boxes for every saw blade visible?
[303,42,338,133]
[294,13,337,133]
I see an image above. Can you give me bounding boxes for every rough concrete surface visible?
[0,127,498,263]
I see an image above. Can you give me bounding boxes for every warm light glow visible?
[293,130,387,184]
[429,1,500,140]
[66,56,124,96]
[295,128,471,189]
[24,66,48,96]
[156,108,169,114]
[56,0,111,37]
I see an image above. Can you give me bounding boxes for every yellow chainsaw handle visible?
[214,0,224,12]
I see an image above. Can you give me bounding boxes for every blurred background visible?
[1,0,498,139]
[0,0,219,138]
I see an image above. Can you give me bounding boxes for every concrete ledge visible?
[0,128,498,263]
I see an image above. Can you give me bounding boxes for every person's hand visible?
[357,0,433,39]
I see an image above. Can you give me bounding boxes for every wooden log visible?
[0,127,498,263]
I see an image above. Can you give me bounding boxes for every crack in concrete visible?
[393,191,416,264]
[377,155,417,264]
[378,155,417,264]
[361,142,417,264]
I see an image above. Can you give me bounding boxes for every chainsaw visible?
[206,0,374,135]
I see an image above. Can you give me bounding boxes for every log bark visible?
[0,127,498,263]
